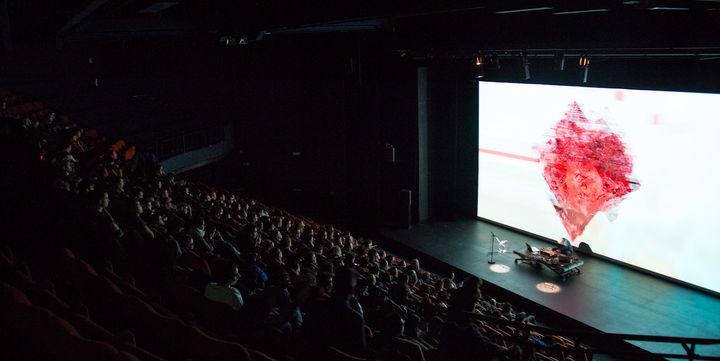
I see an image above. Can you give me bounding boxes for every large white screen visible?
[477,81,720,293]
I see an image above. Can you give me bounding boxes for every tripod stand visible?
[488,232,497,264]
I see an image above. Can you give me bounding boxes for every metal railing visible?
[465,312,720,361]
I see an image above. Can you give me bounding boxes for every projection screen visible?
[477,81,720,293]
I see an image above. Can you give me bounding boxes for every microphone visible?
[488,231,496,264]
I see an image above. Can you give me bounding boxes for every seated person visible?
[553,237,574,257]
[204,259,244,310]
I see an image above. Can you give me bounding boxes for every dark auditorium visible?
[1,1,719,360]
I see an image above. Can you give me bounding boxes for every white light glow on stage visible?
[536,282,562,293]
[477,81,720,293]
[489,264,511,273]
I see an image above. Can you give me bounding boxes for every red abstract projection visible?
[539,102,639,240]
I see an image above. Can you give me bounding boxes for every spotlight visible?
[578,54,590,68]
[474,55,485,78]
[522,53,530,80]
[579,54,590,83]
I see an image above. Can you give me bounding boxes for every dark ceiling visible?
[4,0,720,59]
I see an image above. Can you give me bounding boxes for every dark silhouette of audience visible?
[0,88,586,361]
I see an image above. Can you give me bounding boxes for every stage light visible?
[578,55,590,68]
[579,55,590,83]
[474,55,485,78]
[536,282,562,293]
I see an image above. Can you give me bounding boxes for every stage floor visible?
[380,219,720,358]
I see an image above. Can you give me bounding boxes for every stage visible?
[379,219,720,358]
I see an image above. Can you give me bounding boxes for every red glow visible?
[540,102,638,240]
[615,91,624,102]
[478,148,539,163]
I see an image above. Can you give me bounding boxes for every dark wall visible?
[210,34,420,227]
[7,27,720,228]
[426,64,478,220]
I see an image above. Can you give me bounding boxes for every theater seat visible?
[0,281,133,361]
[326,346,367,361]
[183,325,252,361]
[249,348,278,361]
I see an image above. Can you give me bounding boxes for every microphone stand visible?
[488,232,496,264]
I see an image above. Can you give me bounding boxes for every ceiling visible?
[5,0,720,60]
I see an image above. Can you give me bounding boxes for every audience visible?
[0,89,583,361]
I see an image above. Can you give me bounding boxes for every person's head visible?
[379,259,389,271]
[405,313,422,338]
[145,199,155,213]
[428,316,444,336]
[98,191,110,209]
[274,230,283,242]
[464,276,483,292]
[410,258,420,271]
[272,269,291,289]
[398,272,409,286]
[407,270,418,286]
[180,233,194,250]
[318,271,333,293]
[344,253,356,266]
[305,251,318,266]
[114,177,125,193]
[270,247,283,262]
[214,259,239,286]
[333,267,358,297]
[180,204,191,215]
[384,312,405,337]
[134,199,144,215]
[84,181,95,193]
[281,235,293,249]
[329,245,342,259]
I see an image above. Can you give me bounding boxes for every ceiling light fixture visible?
[496,6,554,14]
[647,6,689,10]
[553,8,609,15]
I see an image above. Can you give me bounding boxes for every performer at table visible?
[553,237,574,257]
